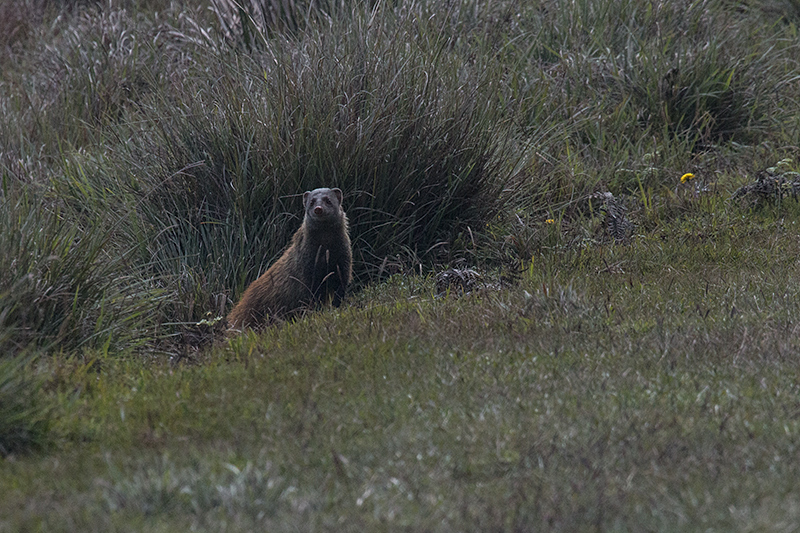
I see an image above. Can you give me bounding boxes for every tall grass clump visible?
[10,2,207,154]
[516,0,800,192]
[614,2,782,143]
[0,184,157,355]
[0,2,226,329]
[74,1,540,324]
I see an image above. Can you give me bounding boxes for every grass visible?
[2,0,800,530]
[5,213,800,530]
[0,356,51,457]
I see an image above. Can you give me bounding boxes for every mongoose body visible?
[227,187,352,330]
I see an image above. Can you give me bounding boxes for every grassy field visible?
[2,0,800,530]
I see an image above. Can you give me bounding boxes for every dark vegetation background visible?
[2,0,800,530]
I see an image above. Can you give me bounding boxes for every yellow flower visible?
[680,173,695,183]
[545,218,555,224]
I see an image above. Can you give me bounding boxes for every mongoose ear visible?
[303,191,311,209]
[332,188,343,205]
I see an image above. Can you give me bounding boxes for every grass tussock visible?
[0,186,158,353]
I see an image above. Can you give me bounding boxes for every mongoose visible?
[227,187,352,330]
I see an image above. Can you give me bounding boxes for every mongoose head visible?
[303,187,345,229]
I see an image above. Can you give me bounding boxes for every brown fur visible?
[227,187,352,330]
